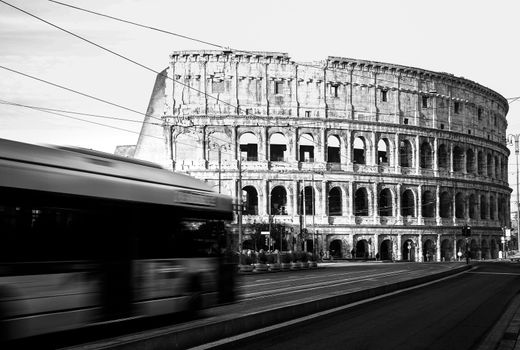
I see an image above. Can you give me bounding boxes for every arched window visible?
[438,144,448,169]
[353,137,366,164]
[327,135,341,163]
[299,133,315,162]
[239,132,258,161]
[399,140,413,168]
[453,146,464,172]
[242,186,258,215]
[489,195,495,220]
[270,186,287,215]
[354,188,369,216]
[377,138,390,165]
[420,142,433,169]
[480,195,487,219]
[299,186,315,215]
[440,191,452,218]
[401,189,415,217]
[477,151,484,175]
[269,133,287,162]
[455,193,465,219]
[494,156,500,179]
[487,154,493,177]
[328,187,342,216]
[468,194,476,219]
[378,188,393,216]
[466,149,475,174]
[422,191,435,217]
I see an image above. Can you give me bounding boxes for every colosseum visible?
[134,50,511,262]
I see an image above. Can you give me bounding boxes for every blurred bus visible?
[0,138,236,341]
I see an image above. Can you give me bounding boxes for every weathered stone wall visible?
[135,50,511,261]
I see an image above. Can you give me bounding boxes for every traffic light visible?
[461,225,471,237]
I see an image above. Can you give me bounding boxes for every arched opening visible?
[377,138,389,165]
[378,188,393,216]
[299,133,315,162]
[487,154,493,177]
[477,151,484,175]
[455,193,465,219]
[299,186,315,215]
[438,144,448,169]
[420,141,433,169]
[423,239,436,262]
[453,146,464,172]
[239,132,258,161]
[466,149,475,174]
[242,239,254,250]
[328,187,342,216]
[494,156,500,179]
[353,137,366,164]
[208,132,233,164]
[354,188,369,216]
[456,239,465,260]
[481,239,489,260]
[399,139,413,168]
[401,189,415,217]
[480,195,488,219]
[440,239,452,261]
[269,133,287,162]
[422,191,435,217]
[489,195,495,220]
[380,239,393,260]
[470,239,479,259]
[327,135,341,163]
[440,191,452,218]
[304,239,313,253]
[402,239,415,261]
[270,186,287,215]
[355,239,369,259]
[468,194,476,219]
[329,240,342,259]
[242,186,258,215]
[490,239,498,259]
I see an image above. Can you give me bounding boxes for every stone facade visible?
[134,50,511,262]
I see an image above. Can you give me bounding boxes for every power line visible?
[48,0,515,105]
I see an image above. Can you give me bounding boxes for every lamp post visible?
[507,134,520,253]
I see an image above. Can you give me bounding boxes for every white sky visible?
[1,0,519,161]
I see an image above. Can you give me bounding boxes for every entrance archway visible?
[380,239,393,260]
[440,239,452,261]
[402,239,415,261]
[423,239,435,262]
[329,239,342,259]
[356,239,369,259]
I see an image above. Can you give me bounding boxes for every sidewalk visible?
[477,293,520,350]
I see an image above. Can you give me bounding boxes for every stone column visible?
[449,143,454,174]
[396,183,402,221]
[263,127,269,161]
[415,135,420,174]
[322,180,328,218]
[394,133,400,172]
[418,234,423,262]
[433,137,438,172]
[348,182,354,218]
[292,181,298,217]
[418,185,423,224]
[452,191,457,225]
[397,234,402,260]
[263,179,269,217]
[436,234,442,262]
[346,131,352,165]
[372,131,378,165]
[436,185,441,225]
[292,128,298,162]
[373,182,379,223]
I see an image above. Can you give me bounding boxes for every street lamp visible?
[507,134,520,253]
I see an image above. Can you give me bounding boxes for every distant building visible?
[134,50,511,261]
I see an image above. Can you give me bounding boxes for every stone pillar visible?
[418,234,423,262]
[292,181,298,217]
[436,185,441,225]
[415,135,420,174]
[292,128,298,162]
[436,234,442,262]
[349,235,355,258]
[322,180,328,218]
[263,127,269,161]
[342,183,348,217]
[372,131,378,165]
[346,131,352,165]
[397,234,402,260]
[394,133,400,172]
[263,179,269,217]
[321,128,327,164]
[449,143,454,174]
[396,183,402,221]
[433,137,438,172]
[374,233,379,258]
[373,182,379,223]
[348,182,354,218]
[418,185,423,224]
[452,191,457,225]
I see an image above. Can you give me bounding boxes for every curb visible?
[65,265,471,349]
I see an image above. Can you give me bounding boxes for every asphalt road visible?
[217,262,520,350]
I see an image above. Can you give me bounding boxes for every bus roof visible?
[0,138,231,213]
